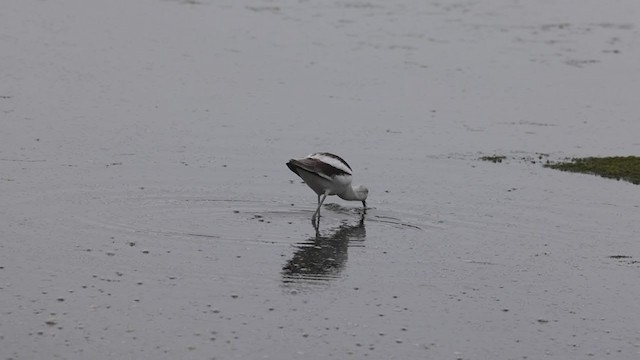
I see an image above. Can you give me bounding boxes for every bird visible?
[286,152,368,219]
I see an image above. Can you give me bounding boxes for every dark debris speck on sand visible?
[479,155,507,163]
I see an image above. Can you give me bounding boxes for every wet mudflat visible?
[2,0,640,359]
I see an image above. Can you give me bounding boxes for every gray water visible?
[2,0,640,359]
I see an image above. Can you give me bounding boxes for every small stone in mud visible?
[45,318,57,326]
[233,210,239,213]
[141,250,150,254]
[129,241,136,247]
[57,298,64,302]
[230,294,239,299]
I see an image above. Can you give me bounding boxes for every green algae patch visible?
[479,155,507,163]
[544,156,640,185]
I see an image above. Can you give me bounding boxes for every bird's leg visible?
[312,194,320,221]
[313,192,328,220]
[318,193,328,215]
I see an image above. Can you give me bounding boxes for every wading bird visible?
[286,152,368,220]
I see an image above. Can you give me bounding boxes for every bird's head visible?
[354,185,368,207]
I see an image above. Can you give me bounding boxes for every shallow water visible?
[2,0,640,359]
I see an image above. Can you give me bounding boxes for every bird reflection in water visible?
[282,213,366,290]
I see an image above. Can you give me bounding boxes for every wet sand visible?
[2,0,640,359]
